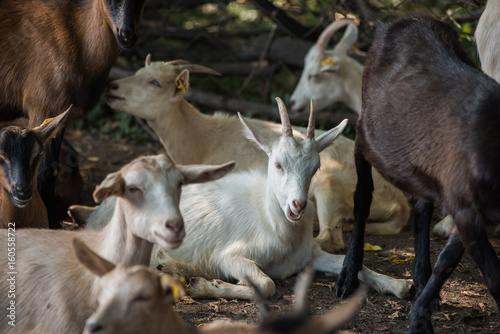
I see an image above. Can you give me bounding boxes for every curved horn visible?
[276,97,292,137]
[177,64,221,76]
[306,100,315,138]
[333,23,358,54]
[315,19,354,51]
[164,59,191,65]
[145,54,152,67]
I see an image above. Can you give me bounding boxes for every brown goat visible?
[0,0,146,226]
[0,0,146,126]
[0,108,70,228]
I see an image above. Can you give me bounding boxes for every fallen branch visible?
[186,88,358,128]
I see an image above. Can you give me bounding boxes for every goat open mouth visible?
[287,207,302,222]
[106,94,124,103]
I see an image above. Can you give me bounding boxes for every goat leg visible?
[412,199,433,299]
[408,229,464,334]
[456,215,500,310]
[335,149,373,298]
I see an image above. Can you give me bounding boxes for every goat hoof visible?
[334,270,359,299]
[408,307,435,334]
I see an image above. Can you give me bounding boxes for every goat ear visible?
[237,112,275,155]
[72,237,115,277]
[93,172,125,203]
[172,69,190,103]
[160,274,186,303]
[178,161,236,185]
[32,105,72,143]
[315,119,348,153]
[304,284,367,333]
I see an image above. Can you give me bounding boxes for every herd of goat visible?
[0,0,499,333]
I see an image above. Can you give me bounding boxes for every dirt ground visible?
[66,126,500,334]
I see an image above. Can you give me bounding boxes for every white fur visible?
[0,154,234,333]
[149,110,413,300]
[106,56,409,253]
[290,22,363,114]
[476,1,500,82]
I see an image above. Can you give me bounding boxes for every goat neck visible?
[150,99,220,165]
[97,200,154,267]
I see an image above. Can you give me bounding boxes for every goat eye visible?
[128,185,141,194]
[308,74,319,81]
[133,293,151,302]
[275,163,283,170]
[148,79,161,88]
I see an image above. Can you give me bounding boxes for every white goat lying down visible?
[289,19,363,114]
[152,99,412,299]
[104,55,409,253]
[85,99,412,299]
[76,237,364,334]
[0,154,234,334]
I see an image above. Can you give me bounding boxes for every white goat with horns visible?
[150,98,413,300]
[290,19,363,114]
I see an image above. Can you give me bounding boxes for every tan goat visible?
[75,236,363,334]
[0,154,234,333]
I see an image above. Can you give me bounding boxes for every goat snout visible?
[165,219,184,233]
[11,183,32,207]
[108,82,119,91]
[117,28,137,49]
[292,199,307,213]
[84,320,103,334]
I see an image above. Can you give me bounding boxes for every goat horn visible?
[333,23,359,55]
[177,64,221,76]
[145,54,152,67]
[164,59,191,65]
[276,97,293,137]
[306,100,315,139]
[315,19,354,51]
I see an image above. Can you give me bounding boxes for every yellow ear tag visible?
[321,58,336,67]
[177,79,186,93]
[41,118,57,139]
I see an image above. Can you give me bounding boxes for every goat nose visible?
[13,184,32,198]
[292,200,307,212]
[84,320,103,334]
[165,219,184,233]
[290,100,296,108]
[119,28,135,44]
[108,82,119,91]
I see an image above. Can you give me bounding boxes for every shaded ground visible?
[67,127,500,334]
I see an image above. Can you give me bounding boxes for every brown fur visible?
[0,0,145,127]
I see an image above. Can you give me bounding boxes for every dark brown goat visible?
[0,108,70,228]
[0,0,146,226]
[334,14,500,334]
